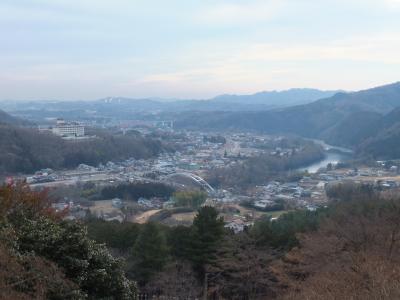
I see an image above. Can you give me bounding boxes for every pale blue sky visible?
[1,0,400,100]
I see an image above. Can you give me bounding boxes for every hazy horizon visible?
[1,0,400,100]
[0,86,349,102]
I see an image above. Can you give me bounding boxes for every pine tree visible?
[129,222,168,284]
[189,206,225,270]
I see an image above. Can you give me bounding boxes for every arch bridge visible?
[164,172,215,195]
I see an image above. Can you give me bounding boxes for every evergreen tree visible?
[0,183,137,299]
[129,222,168,284]
[168,225,193,259]
[189,206,224,270]
[173,190,207,209]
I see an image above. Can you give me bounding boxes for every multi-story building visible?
[52,119,85,137]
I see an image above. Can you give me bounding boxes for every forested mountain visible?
[0,108,27,125]
[0,124,165,174]
[0,88,338,122]
[3,83,400,159]
[177,82,400,134]
[175,82,400,158]
[211,88,339,106]
[356,107,400,158]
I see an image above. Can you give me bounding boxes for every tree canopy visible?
[0,183,137,299]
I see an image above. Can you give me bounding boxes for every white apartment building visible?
[52,119,85,137]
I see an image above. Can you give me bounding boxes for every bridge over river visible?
[163,172,215,194]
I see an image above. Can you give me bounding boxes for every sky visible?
[1,0,400,100]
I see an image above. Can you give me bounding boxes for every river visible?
[309,139,353,154]
[298,139,353,173]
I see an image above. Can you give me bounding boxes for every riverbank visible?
[298,139,353,173]
[298,152,351,173]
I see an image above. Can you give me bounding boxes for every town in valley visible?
[11,119,400,233]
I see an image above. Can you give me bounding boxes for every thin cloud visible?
[195,0,286,26]
[237,34,400,64]
[0,0,399,99]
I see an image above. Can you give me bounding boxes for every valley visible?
[2,2,400,298]
[2,82,400,299]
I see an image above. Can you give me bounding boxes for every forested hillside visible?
[1,174,399,299]
[0,108,27,125]
[175,82,400,158]
[82,182,400,299]
[0,125,165,174]
[352,107,400,158]
[0,184,136,299]
[176,82,400,133]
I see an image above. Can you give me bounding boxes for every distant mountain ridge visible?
[4,82,400,158]
[175,82,400,158]
[0,88,340,119]
[211,88,341,106]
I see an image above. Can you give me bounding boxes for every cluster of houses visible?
[224,215,253,233]
[137,197,164,209]
[25,131,316,189]
[26,168,57,184]
[232,180,321,212]
[51,199,88,221]
[21,129,400,233]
